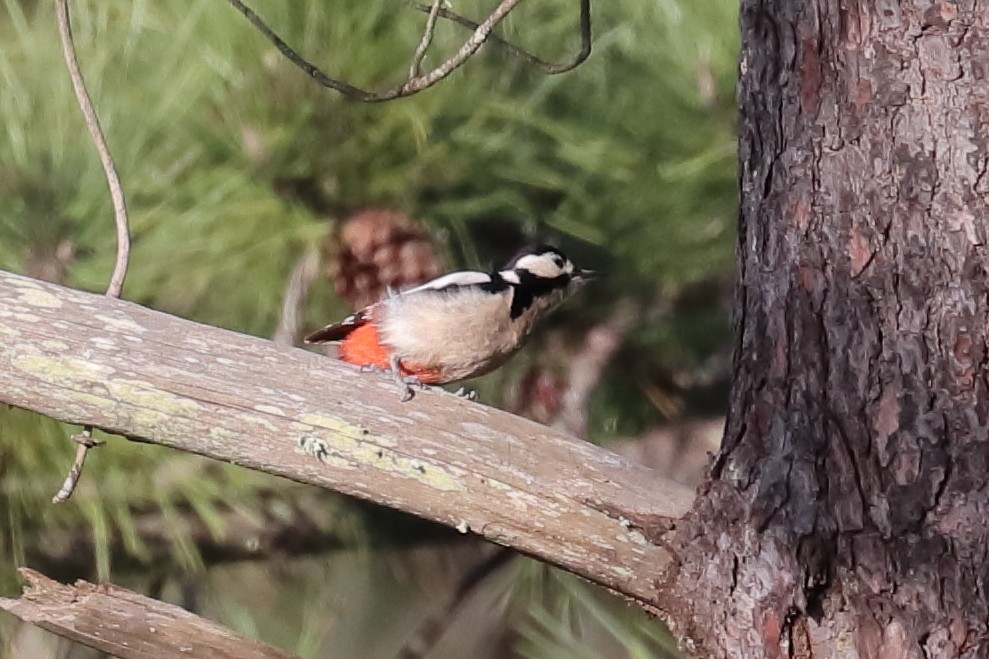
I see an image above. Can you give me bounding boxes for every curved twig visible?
[409,0,443,80]
[222,0,379,100]
[53,0,131,503]
[55,0,130,298]
[409,0,592,74]
[224,0,526,102]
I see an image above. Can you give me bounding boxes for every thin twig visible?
[225,0,525,102]
[409,0,592,74]
[409,0,443,80]
[223,0,378,100]
[51,429,103,504]
[53,0,131,503]
[55,0,130,298]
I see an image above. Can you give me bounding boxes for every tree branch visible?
[50,427,103,504]
[54,0,130,299]
[0,269,694,610]
[227,0,576,103]
[54,0,132,503]
[0,568,298,659]
[409,0,592,74]
[409,0,443,80]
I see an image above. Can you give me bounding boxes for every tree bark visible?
[0,269,692,610]
[667,1,989,657]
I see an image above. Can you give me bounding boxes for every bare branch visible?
[271,245,321,346]
[54,0,130,297]
[409,0,592,74]
[50,428,103,504]
[224,0,525,102]
[409,0,443,80]
[0,269,694,611]
[222,0,379,100]
[54,0,132,503]
[0,568,298,659]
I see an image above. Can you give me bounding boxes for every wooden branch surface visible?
[0,270,694,606]
[0,568,297,659]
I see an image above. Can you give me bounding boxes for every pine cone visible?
[326,209,442,309]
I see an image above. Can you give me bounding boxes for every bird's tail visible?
[304,309,371,344]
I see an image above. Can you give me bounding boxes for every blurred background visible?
[0,0,738,656]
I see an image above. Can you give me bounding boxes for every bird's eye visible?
[552,255,564,268]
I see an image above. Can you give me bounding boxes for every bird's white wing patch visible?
[401,271,493,295]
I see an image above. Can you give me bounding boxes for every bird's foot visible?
[453,387,477,401]
[398,375,431,402]
[388,355,431,402]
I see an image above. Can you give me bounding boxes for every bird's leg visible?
[389,355,420,402]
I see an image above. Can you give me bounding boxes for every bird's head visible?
[497,245,593,321]
[506,245,593,287]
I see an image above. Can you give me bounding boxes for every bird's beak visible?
[574,268,595,282]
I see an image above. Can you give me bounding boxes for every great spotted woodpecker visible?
[305,245,590,400]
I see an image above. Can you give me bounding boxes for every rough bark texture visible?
[0,568,299,659]
[666,2,989,657]
[0,269,693,609]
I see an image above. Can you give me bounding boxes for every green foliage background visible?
[0,0,738,656]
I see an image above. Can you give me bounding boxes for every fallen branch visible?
[0,269,693,609]
[0,568,297,659]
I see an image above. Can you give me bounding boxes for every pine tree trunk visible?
[665,2,989,656]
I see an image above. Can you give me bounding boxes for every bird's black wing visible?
[304,308,373,344]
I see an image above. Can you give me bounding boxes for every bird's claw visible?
[358,360,473,403]
[453,387,477,401]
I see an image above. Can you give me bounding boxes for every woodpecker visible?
[305,245,591,400]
